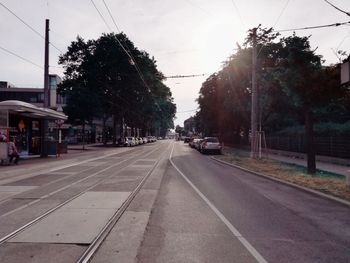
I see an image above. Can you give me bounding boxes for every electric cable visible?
[230,0,245,28]
[90,0,112,32]
[92,0,148,91]
[273,0,290,28]
[183,0,211,15]
[276,20,350,32]
[97,0,162,112]
[165,74,207,79]
[102,0,121,32]
[257,0,290,58]
[0,45,43,69]
[323,0,350,17]
[0,2,63,54]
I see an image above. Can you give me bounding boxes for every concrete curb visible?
[211,157,350,207]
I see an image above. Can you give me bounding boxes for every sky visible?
[0,0,349,127]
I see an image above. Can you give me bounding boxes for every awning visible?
[0,100,67,120]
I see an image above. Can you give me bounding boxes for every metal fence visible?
[265,136,350,159]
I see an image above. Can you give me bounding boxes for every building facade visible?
[184,116,196,136]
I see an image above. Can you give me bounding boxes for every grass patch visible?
[217,148,350,202]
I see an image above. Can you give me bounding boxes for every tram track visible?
[0,147,144,209]
[0,146,141,185]
[77,141,172,263]
[0,142,169,248]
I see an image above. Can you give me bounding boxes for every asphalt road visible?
[0,140,349,262]
[140,141,350,263]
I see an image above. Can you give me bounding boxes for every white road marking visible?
[169,142,268,263]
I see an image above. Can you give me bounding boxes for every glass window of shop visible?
[8,114,41,156]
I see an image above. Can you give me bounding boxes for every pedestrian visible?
[8,138,19,165]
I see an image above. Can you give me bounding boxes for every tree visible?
[58,33,176,145]
[273,34,344,174]
[195,27,348,172]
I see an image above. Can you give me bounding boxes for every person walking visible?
[8,138,19,165]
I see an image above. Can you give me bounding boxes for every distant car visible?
[125,137,136,147]
[199,137,222,154]
[136,137,143,145]
[194,139,204,150]
[189,138,200,148]
[147,136,155,142]
[184,137,191,143]
[188,138,195,147]
[117,137,125,146]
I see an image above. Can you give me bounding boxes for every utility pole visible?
[250,27,258,158]
[41,19,50,157]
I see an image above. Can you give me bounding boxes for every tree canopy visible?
[58,33,176,139]
[195,28,349,174]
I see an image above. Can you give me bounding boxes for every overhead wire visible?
[165,74,208,79]
[0,2,63,54]
[183,0,211,15]
[92,0,150,91]
[0,45,43,70]
[91,0,165,118]
[323,0,350,17]
[276,20,350,32]
[331,30,350,62]
[90,0,112,32]
[272,0,290,28]
[230,0,245,28]
[96,0,163,114]
[257,0,290,58]
[102,0,121,32]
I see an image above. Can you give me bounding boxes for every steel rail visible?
[0,147,145,216]
[0,142,166,245]
[77,142,172,263]
[0,146,138,185]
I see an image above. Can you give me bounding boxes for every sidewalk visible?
[266,153,349,177]
[225,147,349,177]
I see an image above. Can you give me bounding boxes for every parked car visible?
[142,137,148,143]
[137,137,143,145]
[117,137,125,146]
[125,137,136,147]
[199,137,222,154]
[188,138,195,147]
[184,137,191,143]
[189,138,200,148]
[194,139,204,150]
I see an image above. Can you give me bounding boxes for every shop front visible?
[0,100,67,157]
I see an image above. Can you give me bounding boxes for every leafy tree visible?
[58,33,176,145]
[273,34,344,174]
[195,27,349,173]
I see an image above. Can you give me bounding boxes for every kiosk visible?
[0,100,67,157]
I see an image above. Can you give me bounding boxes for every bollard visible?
[347,173,350,190]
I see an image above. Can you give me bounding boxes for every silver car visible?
[125,137,136,147]
[200,137,222,154]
